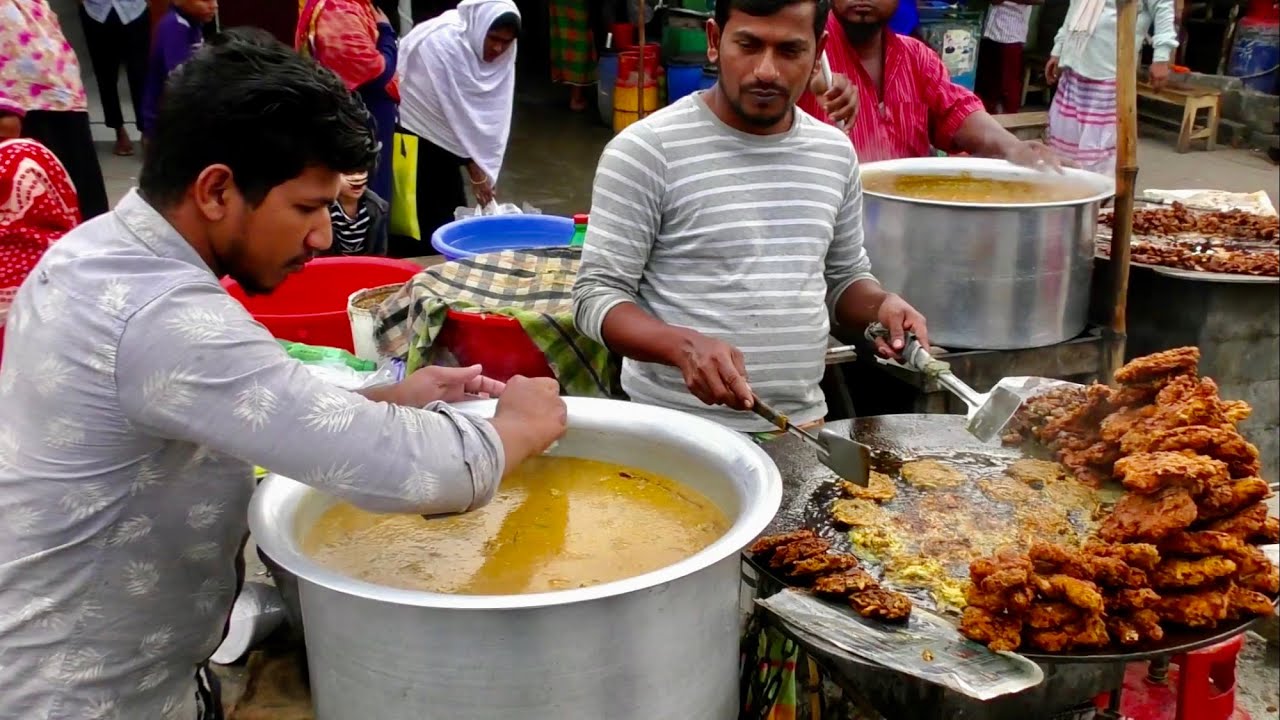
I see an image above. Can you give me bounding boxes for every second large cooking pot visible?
[860,157,1115,350]
[250,397,782,720]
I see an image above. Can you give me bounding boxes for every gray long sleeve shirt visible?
[0,189,504,719]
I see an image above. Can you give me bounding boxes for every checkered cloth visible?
[371,248,621,398]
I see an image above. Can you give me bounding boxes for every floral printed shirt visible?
[0,0,88,113]
[0,189,505,718]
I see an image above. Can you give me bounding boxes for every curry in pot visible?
[862,171,1096,204]
[303,456,729,595]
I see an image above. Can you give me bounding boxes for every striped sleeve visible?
[572,125,667,344]
[824,161,877,311]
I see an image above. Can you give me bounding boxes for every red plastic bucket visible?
[611,22,636,50]
[437,310,554,383]
[222,256,421,351]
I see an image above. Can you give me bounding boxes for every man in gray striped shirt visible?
[573,0,929,432]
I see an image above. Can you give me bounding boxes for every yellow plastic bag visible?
[389,131,421,242]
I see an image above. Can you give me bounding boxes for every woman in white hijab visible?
[394,0,519,257]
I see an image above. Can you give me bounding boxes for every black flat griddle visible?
[756,414,1264,663]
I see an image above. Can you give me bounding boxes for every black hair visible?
[489,11,521,36]
[139,27,378,208]
[714,0,830,40]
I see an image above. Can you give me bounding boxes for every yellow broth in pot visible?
[862,171,1097,204]
[302,456,730,595]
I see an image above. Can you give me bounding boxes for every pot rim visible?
[860,156,1116,209]
[249,397,783,610]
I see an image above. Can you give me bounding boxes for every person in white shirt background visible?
[78,0,151,156]
[974,0,1043,115]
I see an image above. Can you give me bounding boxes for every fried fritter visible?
[1233,546,1280,595]
[969,549,1034,584]
[1227,585,1276,620]
[965,583,1036,615]
[839,471,897,503]
[1123,425,1260,478]
[1203,501,1270,540]
[1155,585,1233,628]
[848,588,913,623]
[1253,516,1280,544]
[1107,588,1161,613]
[1004,458,1070,487]
[1026,602,1083,629]
[1108,609,1165,646]
[1151,557,1238,590]
[1033,574,1105,613]
[789,553,860,580]
[899,459,967,490]
[1102,406,1157,444]
[830,497,888,528]
[977,475,1038,504]
[1082,540,1161,571]
[1097,487,1197,543]
[1089,556,1151,589]
[1196,477,1273,521]
[749,529,818,556]
[1149,376,1231,429]
[1113,451,1228,496]
[959,606,1022,651]
[1113,346,1199,385]
[769,537,830,569]
[1026,615,1110,652]
[1158,530,1246,558]
[1222,400,1251,424]
[1029,543,1093,580]
[981,567,1032,595]
[812,568,879,598]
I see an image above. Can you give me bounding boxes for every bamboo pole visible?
[1107,0,1139,380]
[637,0,648,120]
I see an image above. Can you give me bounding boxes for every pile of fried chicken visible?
[749,529,914,623]
[965,346,1280,652]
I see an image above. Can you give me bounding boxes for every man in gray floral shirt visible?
[0,30,566,720]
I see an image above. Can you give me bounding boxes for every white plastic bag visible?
[453,201,543,222]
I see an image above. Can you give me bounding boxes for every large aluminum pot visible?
[249,397,782,720]
[860,157,1115,350]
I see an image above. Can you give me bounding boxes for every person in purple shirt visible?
[141,0,218,141]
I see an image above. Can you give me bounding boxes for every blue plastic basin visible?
[430,214,574,260]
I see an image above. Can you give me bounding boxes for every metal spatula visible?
[866,323,1023,443]
[752,395,872,486]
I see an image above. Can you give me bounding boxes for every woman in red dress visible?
[0,97,82,361]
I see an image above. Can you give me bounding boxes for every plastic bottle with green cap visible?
[570,213,589,247]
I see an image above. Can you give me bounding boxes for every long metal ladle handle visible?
[864,323,987,408]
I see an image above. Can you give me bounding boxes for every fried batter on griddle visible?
[769,537,830,569]
[1121,425,1260,478]
[1026,602,1083,629]
[1113,346,1199,385]
[1004,459,1070,487]
[900,459,967,490]
[1108,610,1165,646]
[1026,615,1110,652]
[1196,477,1273,521]
[848,588,913,622]
[977,475,1037,504]
[839,471,897,503]
[1203,501,1270,540]
[1107,588,1161,613]
[749,529,818,556]
[1082,540,1161,571]
[1158,530,1246,558]
[789,553,859,580]
[1226,586,1276,620]
[1033,574,1105,613]
[1097,487,1197,543]
[1151,557,1238,590]
[1113,451,1227,496]
[1154,584,1233,628]
[830,497,888,528]
[812,568,879,598]
[959,606,1022,651]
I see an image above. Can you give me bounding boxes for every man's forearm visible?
[599,302,692,367]
[955,111,1022,158]
[833,278,890,329]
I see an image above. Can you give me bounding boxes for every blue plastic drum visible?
[667,61,706,104]
[597,53,620,127]
[430,215,575,261]
[1228,19,1280,94]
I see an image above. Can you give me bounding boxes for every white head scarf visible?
[398,0,520,184]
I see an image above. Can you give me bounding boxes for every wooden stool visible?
[996,111,1050,141]
[1137,82,1221,153]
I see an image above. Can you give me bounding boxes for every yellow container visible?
[613,84,660,133]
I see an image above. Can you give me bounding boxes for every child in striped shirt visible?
[326,170,390,256]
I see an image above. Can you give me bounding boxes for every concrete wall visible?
[1124,267,1280,483]
[1140,71,1280,152]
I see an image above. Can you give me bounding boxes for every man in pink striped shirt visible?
[799,0,1061,166]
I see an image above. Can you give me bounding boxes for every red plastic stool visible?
[1093,634,1250,720]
